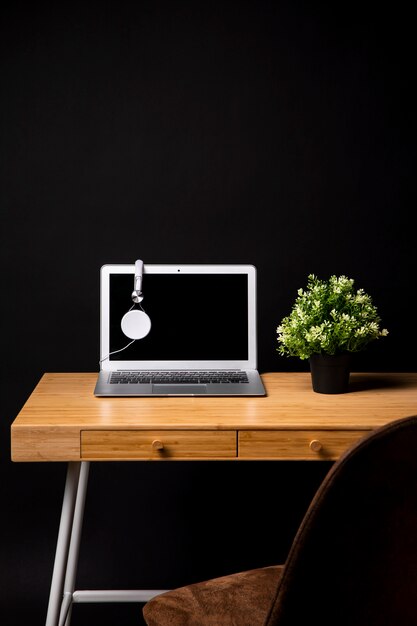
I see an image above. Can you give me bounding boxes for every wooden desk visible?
[10,372,417,626]
[11,372,417,462]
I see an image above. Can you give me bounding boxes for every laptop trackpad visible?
[153,384,207,395]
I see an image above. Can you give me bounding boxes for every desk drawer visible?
[238,430,369,460]
[81,430,237,460]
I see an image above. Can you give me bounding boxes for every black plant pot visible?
[309,353,351,394]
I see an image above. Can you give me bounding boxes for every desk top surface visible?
[11,372,417,431]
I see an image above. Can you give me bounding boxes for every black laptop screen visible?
[109,273,249,361]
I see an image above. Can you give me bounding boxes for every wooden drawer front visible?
[81,430,237,460]
[238,430,369,460]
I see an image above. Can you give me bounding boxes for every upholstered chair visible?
[143,414,417,626]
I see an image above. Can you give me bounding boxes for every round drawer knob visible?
[152,439,164,451]
[309,439,322,452]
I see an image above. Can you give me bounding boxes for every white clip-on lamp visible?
[121,260,152,340]
[100,259,151,363]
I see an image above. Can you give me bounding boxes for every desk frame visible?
[46,462,168,626]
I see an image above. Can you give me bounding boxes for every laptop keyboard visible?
[109,371,249,384]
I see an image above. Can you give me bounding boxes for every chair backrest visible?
[265,415,417,626]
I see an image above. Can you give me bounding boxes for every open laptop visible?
[94,263,266,396]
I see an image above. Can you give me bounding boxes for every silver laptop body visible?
[94,263,266,397]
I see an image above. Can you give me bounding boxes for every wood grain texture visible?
[81,430,237,460]
[10,372,417,461]
[238,430,368,460]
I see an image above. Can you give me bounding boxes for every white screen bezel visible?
[99,264,257,371]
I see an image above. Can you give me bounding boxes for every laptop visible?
[94,263,266,396]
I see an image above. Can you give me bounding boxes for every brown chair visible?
[143,415,417,626]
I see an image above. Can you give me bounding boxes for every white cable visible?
[99,339,136,364]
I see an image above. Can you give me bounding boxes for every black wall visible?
[1,2,415,624]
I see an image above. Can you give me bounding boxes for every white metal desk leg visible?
[45,462,81,626]
[59,462,90,626]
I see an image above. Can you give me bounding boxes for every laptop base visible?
[94,370,266,397]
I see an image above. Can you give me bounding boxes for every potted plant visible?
[276,274,389,393]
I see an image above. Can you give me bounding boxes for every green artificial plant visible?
[277,274,388,360]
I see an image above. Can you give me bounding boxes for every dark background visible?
[1,1,415,624]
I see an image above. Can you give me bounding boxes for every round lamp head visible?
[121,310,151,340]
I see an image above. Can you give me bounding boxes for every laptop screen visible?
[108,273,248,362]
